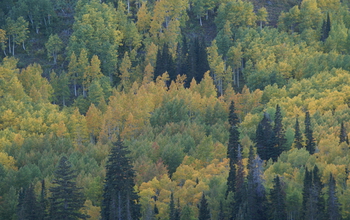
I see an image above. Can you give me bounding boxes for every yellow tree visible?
[67,108,89,149]
[136,2,151,34]
[85,103,102,144]
[83,55,102,92]
[257,7,268,29]
[18,63,53,102]
[207,40,225,96]
[119,52,132,91]
[0,29,7,55]
[68,52,79,96]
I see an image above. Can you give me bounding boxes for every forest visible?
[1,0,350,219]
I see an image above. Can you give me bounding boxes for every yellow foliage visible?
[0,152,17,170]
[83,200,101,220]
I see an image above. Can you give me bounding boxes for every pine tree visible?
[339,122,349,144]
[294,117,303,149]
[232,146,247,220]
[302,165,325,220]
[302,167,312,219]
[326,174,341,220]
[305,111,316,154]
[269,176,287,220]
[17,185,41,220]
[49,156,88,220]
[154,43,175,84]
[198,193,210,220]
[228,101,240,164]
[39,180,48,220]
[246,146,268,220]
[226,101,240,197]
[272,104,286,161]
[321,13,331,42]
[312,165,325,220]
[218,201,225,220]
[101,141,141,220]
[256,112,275,161]
[169,193,176,220]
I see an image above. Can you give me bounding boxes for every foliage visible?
[2,0,350,219]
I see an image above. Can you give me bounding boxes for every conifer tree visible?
[232,145,247,220]
[101,141,141,220]
[305,111,316,154]
[246,146,268,220]
[339,122,349,144]
[17,185,41,220]
[256,112,275,161]
[217,201,225,220]
[39,180,48,220]
[312,165,325,220]
[302,165,325,220]
[269,176,287,220]
[169,193,176,220]
[49,156,88,220]
[154,43,175,83]
[302,167,312,219]
[226,101,240,197]
[272,104,286,161]
[294,117,303,149]
[321,13,331,42]
[198,193,210,220]
[326,174,341,220]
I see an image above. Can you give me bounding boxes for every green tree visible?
[256,112,275,161]
[49,156,88,220]
[198,193,210,220]
[326,174,341,220]
[101,141,141,220]
[302,165,325,220]
[215,0,256,31]
[17,185,42,220]
[45,34,63,64]
[305,111,315,154]
[246,146,268,220]
[226,101,240,197]
[294,117,304,149]
[272,104,287,161]
[257,7,268,29]
[5,16,29,56]
[339,122,349,144]
[269,176,287,220]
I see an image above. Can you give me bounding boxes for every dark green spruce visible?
[17,185,42,220]
[269,176,287,220]
[256,112,275,161]
[246,146,268,220]
[49,156,88,220]
[305,111,316,154]
[326,174,342,220]
[101,141,141,220]
[272,104,287,161]
[226,100,240,197]
[294,117,303,149]
[339,122,349,144]
[302,165,325,220]
[198,193,210,220]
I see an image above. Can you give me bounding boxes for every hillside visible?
[1,0,350,219]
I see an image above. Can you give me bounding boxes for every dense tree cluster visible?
[1,0,350,219]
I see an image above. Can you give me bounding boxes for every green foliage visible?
[101,141,141,220]
[49,156,88,220]
[150,98,189,128]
